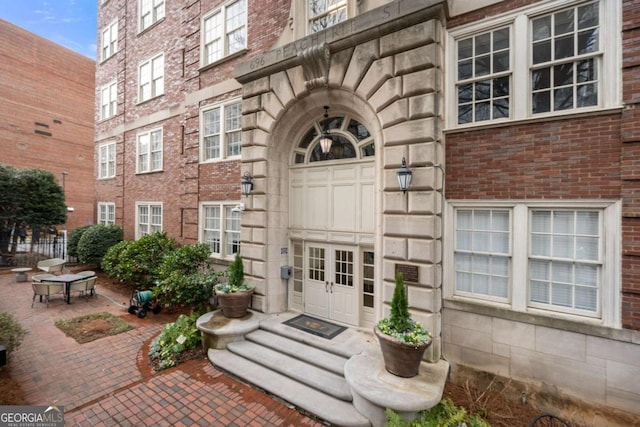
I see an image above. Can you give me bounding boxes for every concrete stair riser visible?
[246,329,348,376]
[208,348,371,427]
[226,340,352,400]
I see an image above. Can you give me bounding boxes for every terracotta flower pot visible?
[374,326,432,378]
[216,289,254,318]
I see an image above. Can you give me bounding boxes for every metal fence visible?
[0,229,73,267]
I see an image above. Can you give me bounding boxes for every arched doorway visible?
[288,110,377,327]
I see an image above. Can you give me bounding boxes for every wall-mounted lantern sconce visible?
[319,106,333,155]
[397,157,412,193]
[241,171,253,196]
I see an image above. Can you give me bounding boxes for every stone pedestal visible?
[196,310,266,350]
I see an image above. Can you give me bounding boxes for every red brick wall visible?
[445,115,622,200]
[95,0,290,243]
[621,0,640,329]
[0,19,95,232]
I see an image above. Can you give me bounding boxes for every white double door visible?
[304,243,358,326]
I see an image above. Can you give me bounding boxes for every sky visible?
[0,0,97,60]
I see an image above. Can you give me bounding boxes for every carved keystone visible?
[298,43,330,90]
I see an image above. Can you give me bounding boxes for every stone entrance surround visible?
[234,0,446,362]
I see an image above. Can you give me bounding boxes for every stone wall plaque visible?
[395,263,419,284]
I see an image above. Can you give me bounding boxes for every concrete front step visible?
[259,317,362,359]
[246,329,348,376]
[209,348,371,427]
[199,311,448,427]
[227,339,352,400]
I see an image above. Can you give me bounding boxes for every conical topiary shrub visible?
[375,271,432,377]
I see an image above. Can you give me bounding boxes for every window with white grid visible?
[200,100,242,161]
[136,203,162,238]
[139,0,164,32]
[531,2,600,114]
[446,0,620,129]
[447,201,619,325]
[136,127,163,173]
[334,249,354,287]
[138,53,164,102]
[100,81,117,120]
[455,27,511,124]
[201,0,246,66]
[101,19,118,61]
[200,203,241,258]
[99,142,116,179]
[362,250,374,308]
[529,210,601,315]
[308,247,325,281]
[224,206,240,256]
[455,209,511,301]
[98,202,115,225]
[308,0,347,34]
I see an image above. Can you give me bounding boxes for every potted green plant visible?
[374,271,431,377]
[214,254,255,318]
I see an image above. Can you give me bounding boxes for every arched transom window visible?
[293,114,374,164]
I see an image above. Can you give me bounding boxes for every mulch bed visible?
[54,312,133,344]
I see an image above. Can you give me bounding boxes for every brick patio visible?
[0,270,323,426]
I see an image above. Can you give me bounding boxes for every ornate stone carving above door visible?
[298,43,331,90]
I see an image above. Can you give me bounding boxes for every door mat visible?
[282,314,347,340]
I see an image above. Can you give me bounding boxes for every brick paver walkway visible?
[0,270,323,426]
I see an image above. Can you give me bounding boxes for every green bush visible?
[76,224,123,266]
[155,270,220,313]
[148,312,202,370]
[101,240,133,282]
[102,232,177,287]
[157,242,211,278]
[0,312,26,361]
[67,225,92,258]
[385,398,490,427]
[155,243,216,310]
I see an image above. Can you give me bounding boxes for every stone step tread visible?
[259,320,358,359]
[246,329,347,376]
[208,349,370,427]
[227,340,352,401]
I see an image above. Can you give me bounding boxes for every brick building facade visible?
[0,19,95,231]
[442,2,639,423]
[96,0,639,424]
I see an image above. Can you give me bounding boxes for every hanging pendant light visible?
[319,106,333,155]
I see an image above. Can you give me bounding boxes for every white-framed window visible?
[200,100,242,161]
[445,200,621,327]
[100,80,117,120]
[98,202,116,225]
[98,142,116,179]
[201,0,247,66]
[139,0,165,32]
[138,53,164,103]
[136,202,162,239]
[136,127,163,173]
[101,19,118,61]
[446,0,621,129]
[308,0,347,33]
[200,202,241,258]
